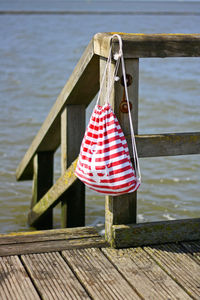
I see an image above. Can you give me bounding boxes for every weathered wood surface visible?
[60,105,85,228]
[103,247,191,299]
[31,152,54,229]
[28,159,78,227]
[111,218,200,248]
[102,57,139,244]
[0,227,99,245]
[135,132,200,157]
[0,227,108,257]
[16,40,99,181]
[94,33,200,58]
[62,248,141,300]
[0,227,200,299]
[21,252,90,300]
[145,243,200,299]
[0,255,40,300]
[181,240,200,262]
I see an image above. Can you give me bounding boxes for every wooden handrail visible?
[16,33,200,181]
[16,33,200,244]
[94,33,200,58]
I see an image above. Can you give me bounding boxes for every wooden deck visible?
[0,227,200,299]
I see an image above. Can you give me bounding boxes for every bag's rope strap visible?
[96,34,141,183]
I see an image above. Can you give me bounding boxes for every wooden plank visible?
[111,218,200,248]
[103,247,191,299]
[28,158,78,226]
[16,40,99,181]
[0,236,108,257]
[60,105,85,228]
[103,57,139,244]
[62,248,141,299]
[31,152,54,229]
[145,243,200,299]
[181,240,200,263]
[0,227,99,245]
[94,33,200,58]
[0,255,40,300]
[21,252,90,299]
[134,132,200,157]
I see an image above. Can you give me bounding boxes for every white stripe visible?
[79,153,131,167]
[83,131,124,144]
[90,115,118,126]
[80,146,127,159]
[76,171,138,192]
[83,135,126,146]
[77,167,135,182]
[88,122,121,135]
[77,160,131,174]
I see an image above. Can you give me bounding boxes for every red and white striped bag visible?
[75,34,141,195]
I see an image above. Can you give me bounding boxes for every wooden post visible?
[31,152,54,229]
[99,57,139,244]
[60,105,85,228]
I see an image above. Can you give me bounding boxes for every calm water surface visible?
[0,1,200,233]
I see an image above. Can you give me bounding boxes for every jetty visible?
[1,33,200,299]
[0,226,200,299]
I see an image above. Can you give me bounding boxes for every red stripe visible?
[91,112,119,124]
[100,172,135,184]
[78,157,130,170]
[95,150,126,162]
[77,165,135,184]
[80,150,127,163]
[87,126,122,139]
[89,119,117,131]
[76,170,137,190]
[84,134,125,147]
[88,183,139,195]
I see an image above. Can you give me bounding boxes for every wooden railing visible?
[16,33,200,247]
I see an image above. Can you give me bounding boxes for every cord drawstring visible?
[96,34,141,184]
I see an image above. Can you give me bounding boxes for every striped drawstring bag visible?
[75,34,141,195]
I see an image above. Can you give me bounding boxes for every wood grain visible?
[0,255,40,300]
[111,218,200,248]
[28,159,78,226]
[60,105,85,228]
[0,227,99,245]
[94,33,200,58]
[145,243,200,299]
[103,57,139,245]
[103,247,191,299]
[21,252,90,300]
[62,248,141,300]
[181,240,200,263]
[0,236,108,257]
[134,132,200,157]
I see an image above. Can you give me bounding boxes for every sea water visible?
[0,1,200,233]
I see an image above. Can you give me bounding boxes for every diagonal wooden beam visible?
[16,39,99,181]
[28,159,78,227]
